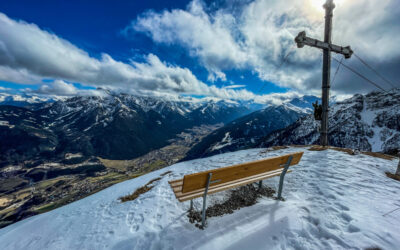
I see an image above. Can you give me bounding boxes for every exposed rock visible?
[262,89,400,154]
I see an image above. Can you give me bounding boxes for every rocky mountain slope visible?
[184,104,308,160]
[262,89,400,154]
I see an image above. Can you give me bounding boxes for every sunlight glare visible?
[309,0,346,12]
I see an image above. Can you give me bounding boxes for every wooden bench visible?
[169,152,304,228]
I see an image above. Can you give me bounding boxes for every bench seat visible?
[169,168,292,202]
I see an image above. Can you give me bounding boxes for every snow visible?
[211,132,233,151]
[360,95,399,152]
[361,100,382,151]
[1,147,399,250]
[0,120,15,128]
[0,93,57,104]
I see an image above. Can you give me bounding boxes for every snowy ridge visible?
[42,94,252,120]
[0,93,60,108]
[263,89,400,154]
[0,147,399,249]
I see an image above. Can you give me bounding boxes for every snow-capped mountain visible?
[286,95,321,113]
[262,89,400,154]
[1,147,398,249]
[183,104,308,160]
[0,94,253,162]
[0,91,324,163]
[0,93,57,109]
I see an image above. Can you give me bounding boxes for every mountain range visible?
[0,94,258,164]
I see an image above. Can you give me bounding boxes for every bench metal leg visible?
[258,180,263,190]
[277,155,293,200]
[201,173,212,229]
[189,200,193,211]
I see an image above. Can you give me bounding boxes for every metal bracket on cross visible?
[295,31,353,59]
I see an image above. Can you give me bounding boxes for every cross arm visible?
[295,31,353,59]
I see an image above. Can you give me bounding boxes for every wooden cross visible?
[295,0,353,146]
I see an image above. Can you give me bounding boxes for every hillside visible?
[184,104,307,160]
[262,89,400,154]
[0,147,399,249]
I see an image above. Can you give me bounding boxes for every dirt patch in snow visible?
[188,184,275,229]
[260,146,289,154]
[119,177,161,202]
[307,145,397,159]
[160,171,172,176]
[308,145,329,151]
[385,172,400,181]
[307,145,357,155]
[362,152,396,161]
[330,147,357,155]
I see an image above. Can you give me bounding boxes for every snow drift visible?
[0,147,399,249]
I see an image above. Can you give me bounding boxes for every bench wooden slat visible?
[168,179,182,185]
[174,168,283,198]
[182,152,303,193]
[173,186,182,193]
[175,169,292,202]
[169,180,183,188]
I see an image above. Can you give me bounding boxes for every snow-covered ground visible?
[1,147,399,250]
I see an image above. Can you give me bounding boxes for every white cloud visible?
[0,12,264,100]
[32,80,79,96]
[254,91,303,106]
[131,0,400,94]
[0,66,42,84]
[134,1,248,81]
[223,85,246,89]
[0,86,11,91]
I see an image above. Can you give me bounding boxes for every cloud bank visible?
[132,0,400,94]
[0,12,264,101]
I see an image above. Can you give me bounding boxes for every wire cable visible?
[332,57,387,92]
[353,53,398,89]
[331,57,343,86]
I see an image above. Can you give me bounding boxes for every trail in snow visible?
[0,147,399,250]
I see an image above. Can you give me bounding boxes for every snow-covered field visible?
[1,147,399,250]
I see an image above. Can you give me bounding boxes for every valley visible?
[0,93,245,227]
[0,123,220,228]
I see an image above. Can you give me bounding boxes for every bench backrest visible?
[182,152,303,193]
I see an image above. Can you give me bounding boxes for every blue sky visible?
[0,0,399,103]
[0,0,282,97]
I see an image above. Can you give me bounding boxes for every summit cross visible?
[295,0,353,146]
